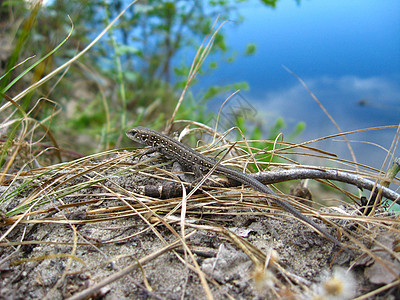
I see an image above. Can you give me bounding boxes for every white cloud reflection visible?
[252,75,400,168]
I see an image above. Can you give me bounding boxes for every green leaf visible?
[244,43,256,55]
[115,45,140,56]
[260,0,278,8]
[209,61,218,69]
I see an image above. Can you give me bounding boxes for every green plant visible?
[0,0,295,158]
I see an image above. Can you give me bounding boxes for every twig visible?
[138,166,400,203]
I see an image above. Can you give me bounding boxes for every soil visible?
[0,152,399,299]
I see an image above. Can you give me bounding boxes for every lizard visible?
[126,126,345,250]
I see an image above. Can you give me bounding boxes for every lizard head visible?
[126,126,162,147]
[126,127,151,145]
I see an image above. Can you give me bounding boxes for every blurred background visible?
[0,0,399,169]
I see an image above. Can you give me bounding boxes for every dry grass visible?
[1,1,400,299]
[1,124,399,298]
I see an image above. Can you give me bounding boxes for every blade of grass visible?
[4,0,138,109]
[0,20,73,95]
[0,55,36,83]
[0,1,41,92]
[0,94,29,180]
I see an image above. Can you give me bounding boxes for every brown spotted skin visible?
[126,126,344,249]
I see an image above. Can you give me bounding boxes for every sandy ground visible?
[0,152,399,299]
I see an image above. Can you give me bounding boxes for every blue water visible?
[198,0,400,169]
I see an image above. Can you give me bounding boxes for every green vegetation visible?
[0,0,300,168]
[1,4,399,299]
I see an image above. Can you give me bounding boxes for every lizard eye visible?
[126,129,141,142]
